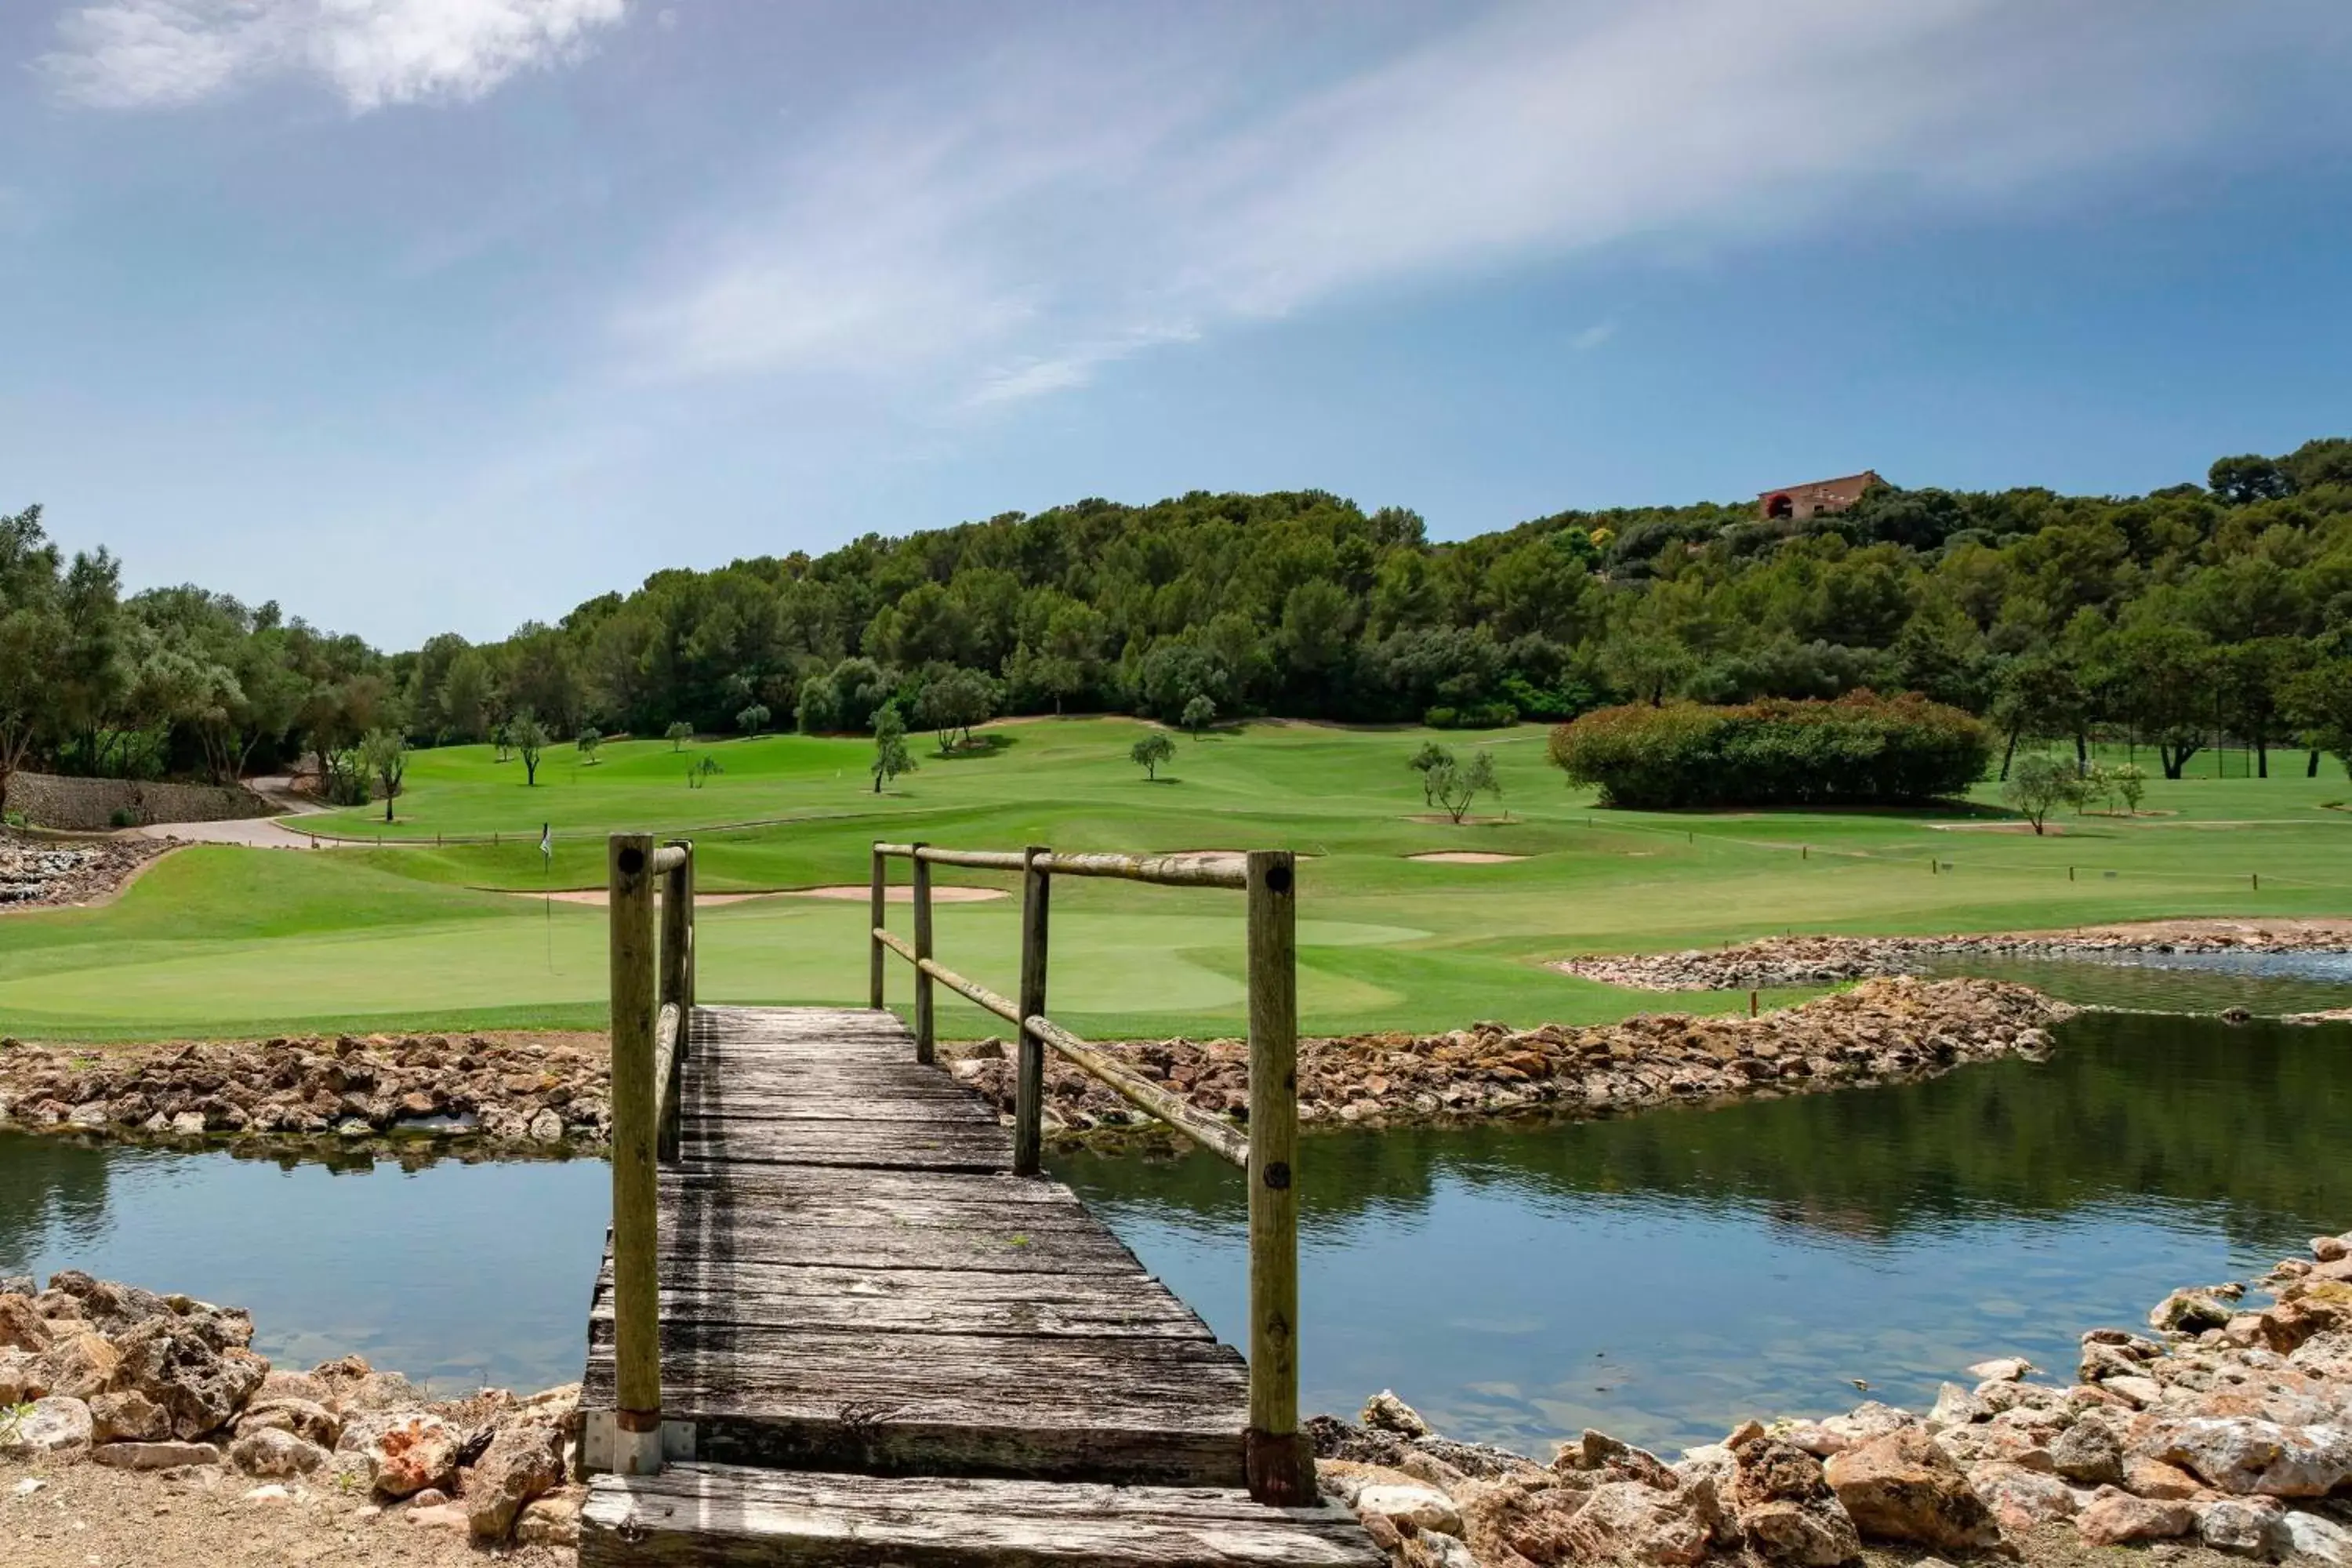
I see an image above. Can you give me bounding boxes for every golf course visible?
[4,717,2346,1044]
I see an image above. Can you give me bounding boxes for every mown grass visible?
[2,719,2345,1042]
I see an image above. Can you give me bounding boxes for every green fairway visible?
[3,719,2347,1042]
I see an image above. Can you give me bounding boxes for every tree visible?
[2001,752,2077,834]
[1408,740,1455,805]
[736,702,771,737]
[1131,731,1176,781]
[577,726,603,765]
[917,666,996,753]
[2111,761,2147,815]
[492,720,513,764]
[1428,750,1501,823]
[2283,658,2352,779]
[2209,454,2292,506]
[358,727,408,823]
[871,702,915,793]
[1180,694,1217,739]
[0,505,67,818]
[512,712,549,786]
[666,720,693,750]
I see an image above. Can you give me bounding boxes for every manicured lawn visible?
[2,720,2346,1042]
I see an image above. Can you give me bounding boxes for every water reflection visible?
[1053,1013,2352,1455]
[0,1131,608,1395]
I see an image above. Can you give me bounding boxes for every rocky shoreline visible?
[947,976,2075,1140]
[0,832,169,909]
[0,1272,583,1551]
[0,1033,609,1150]
[1552,923,2352,993]
[1315,1229,2352,1568]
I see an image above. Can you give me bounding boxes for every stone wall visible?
[6,771,273,832]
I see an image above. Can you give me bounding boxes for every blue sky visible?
[5,0,2350,648]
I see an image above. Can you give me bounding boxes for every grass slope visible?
[3,720,2346,1042]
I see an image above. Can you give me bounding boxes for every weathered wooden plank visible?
[681,1088,998,1124]
[589,1260,1213,1339]
[676,1118,1012,1172]
[655,1171,1105,1232]
[579,1465,1385,1568]
[650,1218,1141,1273]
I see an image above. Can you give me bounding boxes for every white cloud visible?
[616,0,2347,408]
[42,0,628,111]
[1570,321,1617,354]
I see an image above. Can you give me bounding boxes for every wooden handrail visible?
[873,842,1247,890]
[601,833,697,1479]
[1023,1013,1248,1168]
[867,837,1312,1505]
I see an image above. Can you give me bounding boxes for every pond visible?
[3,986,2347,1457]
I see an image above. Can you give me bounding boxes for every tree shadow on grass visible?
[931,734,1021,762]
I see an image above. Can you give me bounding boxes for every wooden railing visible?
[601,832,695,1478]
[869,841,1314,1505]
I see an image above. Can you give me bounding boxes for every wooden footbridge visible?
[576,837,1381,1567]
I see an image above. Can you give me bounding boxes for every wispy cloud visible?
[613,0,2348,410]
[1570,321,1617,353]
[42,0,628,111]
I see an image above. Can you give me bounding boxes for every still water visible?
[4,996,2347,1455]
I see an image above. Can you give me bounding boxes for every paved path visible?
[136,776,329,849]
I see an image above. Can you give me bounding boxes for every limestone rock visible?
[2152,1287,2241,1334]
[1362,1389,1432,1438]
[88,1389,171,1444]
[1928,1383,1988,1428]
[1966,1357,2033,1383]
[2195,1496,2290,1559]
[2049,1411,2125,1483]
[1966,1461,2078,1537]
[1816,1401,1914,1450]
[110,1316,267,1439]
[1562,1479,1718,1566]
[0,1395,93,1458]
[1821,1426,2001,1552]
[2074,1487,2197,1544]
[2284,1510,2352,1565]
[0,1347,45,1404]
[0,1293,55,1352]
[1453,1474,1588,1568]
[2106,1374,2164,1409]
[1356,1483,1465,1537]
[33,1329,119,1399]
[2122,1456,2202,1500]
[92,1438,223,1470]
[229,1425,330,1478]
[365,1413,460,1499]
[237,1396,341,1449]
[515,1487,584,1546]
[2144,1415,2352,1497]
[1730,1437,1861,1566]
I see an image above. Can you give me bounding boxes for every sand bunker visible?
[1406,851,1526,865]
[506,885,1006,907]
[793,884,1007,903]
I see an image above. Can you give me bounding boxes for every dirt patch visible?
[1402,813,1514,826]
[1406,851,1526,864]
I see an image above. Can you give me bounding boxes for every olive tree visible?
[1180,694,1217,739]
[2000,751,2077,835]
[358,727,408,823]
[577,726,603,765]
[1131,731,1176,781]
[1428,749,1499,823]
[871,702,915,793]
[1408,740,1455,805]
[666,720,693,751]
[512,712,549,786]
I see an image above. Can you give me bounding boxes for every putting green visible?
[2,720,2345,1041]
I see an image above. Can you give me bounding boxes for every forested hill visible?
[2,437,2350,808]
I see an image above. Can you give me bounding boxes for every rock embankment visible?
[1315,1229,2352,1568]
[0,1033,608,1147]
[0,832,168,908]
[1554,923,2352,993]
[0,1272,583,1548]
[949,976,2073,1137]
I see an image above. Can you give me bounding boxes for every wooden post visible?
[869,844,887,1012]
[606,833,663,1476]
[679,840,696,1014]
[912,843,935,1065]
[1014,845,1051,1176]
[1243,848,1312,1505]
[659,851,690,1014]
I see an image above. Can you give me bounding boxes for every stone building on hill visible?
[1758,470,1883,521]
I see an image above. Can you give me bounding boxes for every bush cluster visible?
[1547,692,1993,808]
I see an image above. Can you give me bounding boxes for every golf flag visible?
[539,822,553,863]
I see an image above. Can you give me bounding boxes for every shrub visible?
[1547,691,1991,808]
[1425,702,1519,730]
